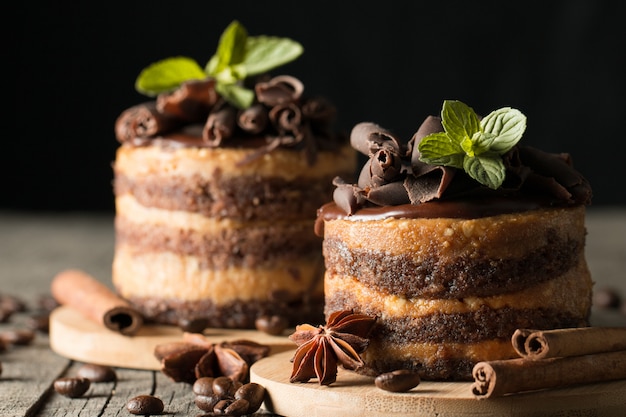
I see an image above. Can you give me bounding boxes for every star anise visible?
[288,310,376,385]
[154,333,270,384]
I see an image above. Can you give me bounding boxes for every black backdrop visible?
[8,0,626,211]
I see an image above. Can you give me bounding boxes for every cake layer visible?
[360,339,515,381]
[325,258,591,327]
[113,247,323,303]
[115,195,320,267]
[322,206,587,299]
[114,143,356,220]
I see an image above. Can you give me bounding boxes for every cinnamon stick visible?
[512,327,626,360]
[471,350,626,399]
[51,269,143,336]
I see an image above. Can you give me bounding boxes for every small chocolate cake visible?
[316,101,593,380]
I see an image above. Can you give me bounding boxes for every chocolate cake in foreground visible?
[316,101,593,380]
[112,22,356,329]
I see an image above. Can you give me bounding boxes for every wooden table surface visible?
[1,208,625,417]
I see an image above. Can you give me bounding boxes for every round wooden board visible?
[250,350,626,417]
[49,306,296,370]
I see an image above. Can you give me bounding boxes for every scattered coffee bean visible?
[224,398,249,416]
[0,306,13,323]
[593,287,622,309]
[53,377,91,398]
[26,312,50,333]
[0,329,35,346]
[255,315,288,335]
[213,398,233,414]
[192,376,215,396]
[235,382,265,413]
[76,363,117,382]
[178,317,209,333]
[126,394,164,415]
[0,361,3,377]
[194,393,221,411]
[37,294,60,312]
[0,294,26,313]
[212,376,239,397]
[0,339,6,353]
[375,369,421,392]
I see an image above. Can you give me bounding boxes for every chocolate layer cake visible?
[316,101,593,380]
[112,24,356,328]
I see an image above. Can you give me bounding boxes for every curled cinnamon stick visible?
[471,350,626,399]
[51,269,143,336]
[512,327,626,360]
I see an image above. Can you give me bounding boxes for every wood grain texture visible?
[251,350,626,417]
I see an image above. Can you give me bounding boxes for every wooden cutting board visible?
[250,350,626,417]
[48,305,296,370]
[50,306,626,416]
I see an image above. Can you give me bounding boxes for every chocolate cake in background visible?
[112,22,356,329]
[316,100,593,380]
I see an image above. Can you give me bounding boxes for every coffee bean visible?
[194,393,221,411]
[213,398,233,414]
[178,317,209,333]
[593,288,622,309]
[54,377,91,398]
[234,382,265,413]
[26,313,50,333]
[224,398,249,416]
[192,376,215,396]
[76,363,117,382]
[0,361,3,377]
[0,329,35,346]
[212,376,239,397]
[126,395,164,415]
[255,315,288,335]
[375,369,421,392]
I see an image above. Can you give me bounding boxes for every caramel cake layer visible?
[322,206,587,299]
[113,248,323,304]
[360,339,515,381]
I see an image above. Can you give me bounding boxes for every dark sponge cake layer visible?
[115,216,321,269]
[114,172,344,221]
[322,232,582,299]
[127,293,325,329]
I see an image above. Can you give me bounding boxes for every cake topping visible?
[288,310,376,386]
[331,100,592,215]
[115,21,344,164]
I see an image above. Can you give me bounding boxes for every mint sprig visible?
[418,100,527,189]
[134,20,303,109]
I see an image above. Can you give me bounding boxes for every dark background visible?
[8,0,626,212]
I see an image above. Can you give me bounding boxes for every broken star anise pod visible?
[288,310,376,386]
[154,333,270,384]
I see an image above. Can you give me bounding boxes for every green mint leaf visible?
[216,20,248,68]
[135,56,206,96]
[242,35,304,76]
[216,83,255,109]
[463,153,506,189]
[461,131,497,157]
[480,107,527,154]
[441,100,481,144]
[418,132,465,168]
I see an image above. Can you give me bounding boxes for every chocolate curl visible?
[114,102,180,143]
[409,115,444,172]
[517,146,593,205]
[512,327,626,360]
[349,122,405,157]
[269,102,303,141]
[471,350,626,399]
[51,269,143,336]
[332,177,367,215]
[404,169,456,204]
[302,96,336,124]
[156,78,218,122]
[202,103,237,146]
[237,103,269,134]
[255,75,304,107]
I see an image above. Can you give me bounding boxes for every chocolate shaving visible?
[202,102,237,146]
[237,103,269,134]
[114,102,181,143]
[269,102,302,138]
[255,75,304,107]
[350,122,406,157]
[156,78,218,122]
